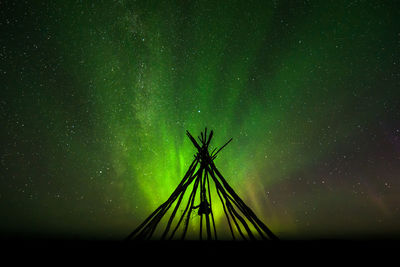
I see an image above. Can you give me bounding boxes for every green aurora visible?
[1,0,400,239]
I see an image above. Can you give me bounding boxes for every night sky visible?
[1,0,400,240]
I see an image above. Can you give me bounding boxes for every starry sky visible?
[1,0,400,240]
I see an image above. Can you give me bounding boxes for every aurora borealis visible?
[1,0,400,240]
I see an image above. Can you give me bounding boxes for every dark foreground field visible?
[1,238,398,264]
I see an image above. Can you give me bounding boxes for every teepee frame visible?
[126,128,278,241]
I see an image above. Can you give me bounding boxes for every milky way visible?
[1,1,400,239]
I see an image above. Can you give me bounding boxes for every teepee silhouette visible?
[126,128,278,241]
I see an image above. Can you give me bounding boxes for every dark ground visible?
[0,238,398,264]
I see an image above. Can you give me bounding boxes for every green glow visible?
[3,0,398,239]
[84,0,396,237]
